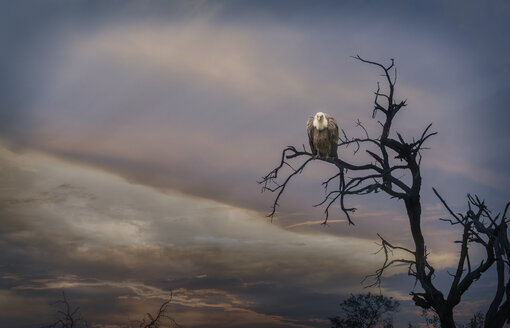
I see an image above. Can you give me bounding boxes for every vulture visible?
[306,112,339,159]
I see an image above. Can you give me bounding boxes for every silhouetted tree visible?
[329,293,399,328]
[137,293,181,328]
[43,291,88,328]
[43,292,180,328]
[259,56,510,328]
[467,312,484,328]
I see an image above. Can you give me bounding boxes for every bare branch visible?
[138,292,181,328]
[44,292,88,328]
[362,234,415,288]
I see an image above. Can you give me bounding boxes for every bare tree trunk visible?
[436,307,455,328]
[405,197,455,328]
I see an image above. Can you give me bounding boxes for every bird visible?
[306,111,339,159]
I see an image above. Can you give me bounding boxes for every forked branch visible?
[362,233,416,288]
[138,292,181,328]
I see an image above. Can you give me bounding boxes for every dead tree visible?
[44,291,88,328]
[431,191,510,328]
[259,56,510,328]
[43,291,181,328]
[137,293,181,328]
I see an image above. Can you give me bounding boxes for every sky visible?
[1,1,509,327]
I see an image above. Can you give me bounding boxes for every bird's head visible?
[313,112,328,130]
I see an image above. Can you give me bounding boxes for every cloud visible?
[1,2,509,326]
[2,5,505,223]
[424,149,510,191]
[72,22,309,104]
[0,142,395,327]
